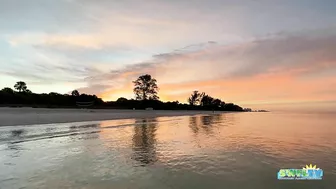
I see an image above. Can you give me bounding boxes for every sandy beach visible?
[0,107,229,126]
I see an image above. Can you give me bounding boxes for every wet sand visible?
[0,107,227,126]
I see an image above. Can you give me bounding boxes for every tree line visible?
[0,74,243,111]
[0,82,103,108]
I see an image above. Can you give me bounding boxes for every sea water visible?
[0,112,335,189]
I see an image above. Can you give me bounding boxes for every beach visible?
[0,107,226,126]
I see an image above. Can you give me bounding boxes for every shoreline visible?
[0,107,238,127]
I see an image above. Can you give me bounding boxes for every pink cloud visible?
[92,31,336,108]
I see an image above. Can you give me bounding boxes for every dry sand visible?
[0,107,229,126]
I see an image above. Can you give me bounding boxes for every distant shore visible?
[0,107,236,126]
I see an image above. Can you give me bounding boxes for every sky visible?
[0,0,336,111]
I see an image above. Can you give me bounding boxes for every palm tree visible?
[14,81,28,92]
[133,74,159,100]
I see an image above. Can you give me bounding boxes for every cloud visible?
[0,0,97,34]
[1,0,336,107]
[119,30,336,81]
[3,0,248,50]
[95,29,336,103]
[2,27,336,104]
[0,41,101,91]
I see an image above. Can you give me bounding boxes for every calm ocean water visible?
[0,112,335,189]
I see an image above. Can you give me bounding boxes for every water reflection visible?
[6,143,25,159]
[0,123,101,146]
[10,129,25,137]
[189,114,223,135]
[69,123,100,140]
[132,118,158,166]
[45,127,55,133]
[201,115,214,126]
[188,116,199,134]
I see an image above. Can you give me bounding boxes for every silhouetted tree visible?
[24,89,32,94]
[212,98,222,107]
[188,91,204,106]
[71,90,80,96]
[14,81,28,92]
[1,87,14,93]
[133,74,159,100]
[0,81,244,111]
[116,97,128,103]
[223,103,243,111]
[49,92,61,96]
[200,94,214,106]
[220,101,226,107]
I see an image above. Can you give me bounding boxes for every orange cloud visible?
[39,30,336,111]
